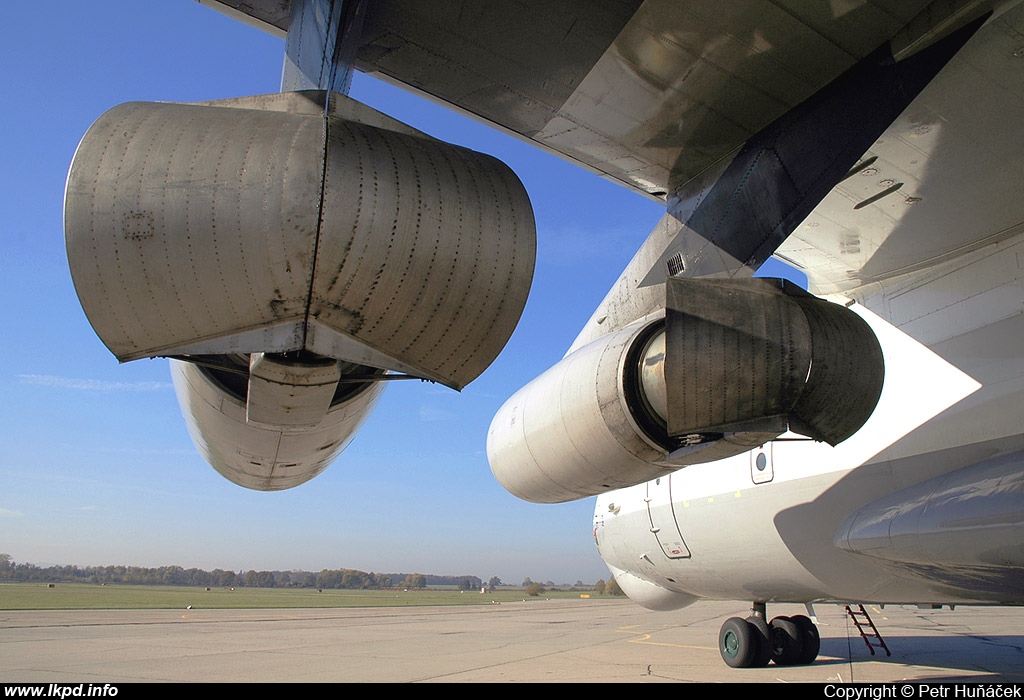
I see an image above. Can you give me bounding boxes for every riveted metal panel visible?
[665,277,810,438]
[664,276,883,445]
[66,91,535,390]
[308,111,536,389]
[65,99,322,361]
[788,292,885,445]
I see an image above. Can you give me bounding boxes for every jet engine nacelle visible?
[64,91,536,490]
[170,356,385,490]
[64,91,535,390]
[488,277,884,503]
[488,318,678,504]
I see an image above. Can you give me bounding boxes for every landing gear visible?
[719,617,758,668]
[717,604,821,668]
[790,614,821,664]
[745,614,772,667]
[767,615,803,665]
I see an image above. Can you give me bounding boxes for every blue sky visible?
[1,2,799,585]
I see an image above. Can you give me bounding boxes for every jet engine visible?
[487,277,884,503]
[169,354,386,491]
[65,91,536,490]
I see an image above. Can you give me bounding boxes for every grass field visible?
[0,583,602,610]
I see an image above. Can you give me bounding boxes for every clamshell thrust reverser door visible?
[663,276,884,453]
[63,91,536,391]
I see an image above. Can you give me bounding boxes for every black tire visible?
[769,615,804,666]
[789,614,821,664]
[745,615,772,667]
[719,617,757,668]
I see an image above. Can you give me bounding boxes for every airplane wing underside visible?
[202,0,1024,300]
[75,0,1020,503]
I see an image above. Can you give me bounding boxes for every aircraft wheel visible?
[789,614,821,664]
[769,615,804,666]
[745,615,772,667]
[719,617,757,668]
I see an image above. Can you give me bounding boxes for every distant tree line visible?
[519,577,623,596]
[0,553,484,591]
[0,554,623,593]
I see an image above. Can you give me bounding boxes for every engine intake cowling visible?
[488,277,884,504]
[487,319,675,504]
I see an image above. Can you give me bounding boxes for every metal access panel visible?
[646,476,691,559]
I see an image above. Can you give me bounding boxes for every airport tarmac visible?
[2,598,1023,683]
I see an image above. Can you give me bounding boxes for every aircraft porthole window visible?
[755,453,767,472]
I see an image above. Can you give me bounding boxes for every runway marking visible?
[629,637,716,651]
[620,627,715,650]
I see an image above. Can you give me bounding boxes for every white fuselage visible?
[594,232,1024,608]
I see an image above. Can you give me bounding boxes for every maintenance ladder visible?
[846,604,892,657]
